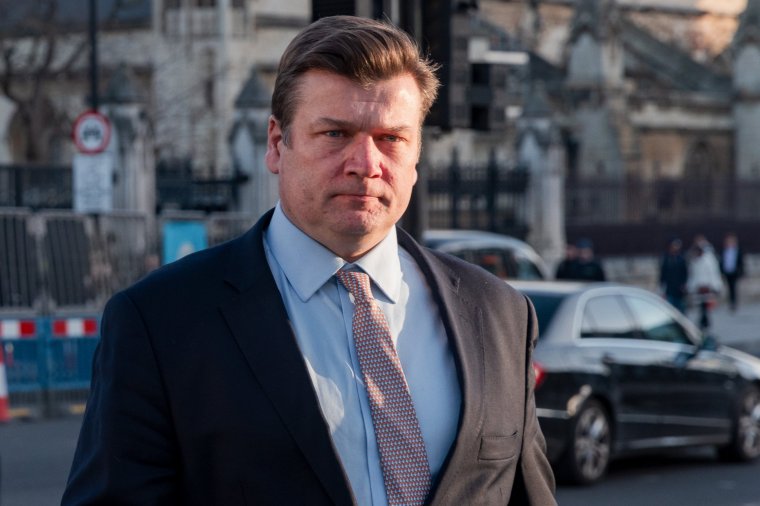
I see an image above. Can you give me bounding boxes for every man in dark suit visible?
[659,238,689,314]
[720,232,745,312]
[63,15,555,505]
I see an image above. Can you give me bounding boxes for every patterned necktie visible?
[336,270,431,506]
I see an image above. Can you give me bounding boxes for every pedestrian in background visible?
[573,239,606,282]
[720,232,745,312]
[555,242,579,280]
[693,233,716,256]
[687,243,724,330]
[62,15,556,506]
[659,238,689,313]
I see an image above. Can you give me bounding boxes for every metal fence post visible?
[487,150,498,232]
[39,316,54,417]
[450,149,460,229]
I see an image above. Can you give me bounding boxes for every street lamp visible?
[89,0,99,111]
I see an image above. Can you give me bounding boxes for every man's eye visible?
[325,130,343,138]
[383,134,400,142]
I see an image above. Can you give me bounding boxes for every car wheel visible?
[559,399,612,485]
[718,385,760,462]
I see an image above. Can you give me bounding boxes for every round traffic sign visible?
[72,111,112,154]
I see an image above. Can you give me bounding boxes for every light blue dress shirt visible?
[263,204,461,505]
[723,246,738,273]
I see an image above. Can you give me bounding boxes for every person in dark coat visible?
[573,239,606,282]
[720,232,745,312]
[555,243,579,280]
[659,238,689,313]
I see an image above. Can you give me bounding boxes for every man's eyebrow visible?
[313,117,355,130]
[313,117,414,133]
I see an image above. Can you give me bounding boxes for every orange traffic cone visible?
[0,344,10,422]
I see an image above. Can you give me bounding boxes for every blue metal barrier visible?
[46,316,100,390]
[45,316,100,415]
[0,209,151,418]
[3,337,45,392]
[0,317,46,417]
[45,338,99,390]
[0,315,100,417]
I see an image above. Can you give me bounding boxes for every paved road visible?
[696,299,760,356]
[0,416,81,506]
[556,448,760,506]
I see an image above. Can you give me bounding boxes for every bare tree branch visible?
[33,3,60,103]
[1,46,21,103]
[0,0,151,161]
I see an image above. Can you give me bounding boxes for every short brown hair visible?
[271,15,440,140]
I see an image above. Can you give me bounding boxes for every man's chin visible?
[334,214,390,237]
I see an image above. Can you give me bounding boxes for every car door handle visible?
[602,354,616,365]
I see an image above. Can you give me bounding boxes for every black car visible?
[512,281,760,485]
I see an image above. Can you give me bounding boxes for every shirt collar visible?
[265,203,402,303]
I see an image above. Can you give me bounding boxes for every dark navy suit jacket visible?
[63,210,556,505]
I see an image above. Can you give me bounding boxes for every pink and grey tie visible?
[336,270,432,506]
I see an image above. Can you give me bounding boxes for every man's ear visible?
[265,115,283,175]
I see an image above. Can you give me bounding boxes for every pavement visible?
[693,299,760,356]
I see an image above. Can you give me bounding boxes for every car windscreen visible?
[521,292,565,338]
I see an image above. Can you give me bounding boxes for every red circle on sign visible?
[72,111,112,154]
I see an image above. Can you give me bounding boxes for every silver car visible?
[423,229,549,280]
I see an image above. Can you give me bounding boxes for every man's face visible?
[266,70,423,261]
[579,247,593,261]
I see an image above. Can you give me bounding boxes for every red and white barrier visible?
[0,319,36,421]
[52,318,98,338]
[0,319,37,339]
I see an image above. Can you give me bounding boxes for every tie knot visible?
[336,270,373,302]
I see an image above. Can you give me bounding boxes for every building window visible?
[204,79,215,108]
[202,49,215,109]
[471,63,490,86]
[312,0,355,20]
[471,105,489,131]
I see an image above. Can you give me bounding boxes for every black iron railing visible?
[0,164,72,209]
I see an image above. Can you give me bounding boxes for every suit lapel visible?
[219,211,354,506]
[397,230,486,504]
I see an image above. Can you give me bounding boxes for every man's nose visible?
[345,135,382,178]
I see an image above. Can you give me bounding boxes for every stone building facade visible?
[0,0,309,211]
[3,0,760,261]
[433,0,760,260]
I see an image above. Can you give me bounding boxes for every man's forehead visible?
[288,70,424,129]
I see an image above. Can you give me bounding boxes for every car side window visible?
[474,249,517,278]
[580,296,637,339]
[451,248,520,279]
[515,258,543,280]
[624,296,692,345]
